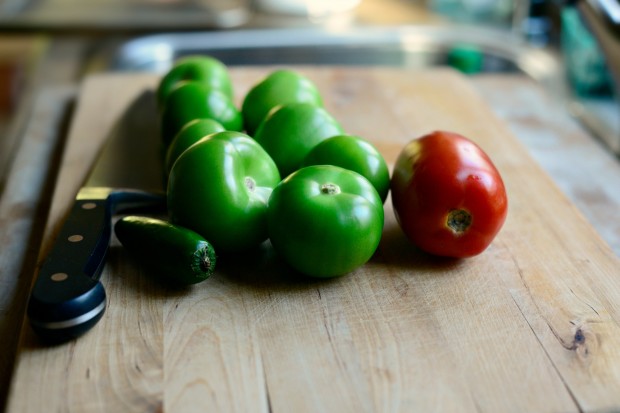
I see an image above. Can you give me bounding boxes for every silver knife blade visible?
[82,89,164,192]
[27,89,166,343]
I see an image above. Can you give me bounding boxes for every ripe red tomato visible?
[391,131,508,258]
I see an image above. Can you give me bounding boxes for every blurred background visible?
[0,0,618,179]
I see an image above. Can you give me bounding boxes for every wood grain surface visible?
[471,75,620,257]
[6,67,620,413]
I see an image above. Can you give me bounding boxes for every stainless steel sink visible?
[101,25,618,154]
[110,26,562,85]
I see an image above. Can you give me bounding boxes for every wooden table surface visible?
[2,67,620,413]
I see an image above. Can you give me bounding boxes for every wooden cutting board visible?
[6,67,620,413]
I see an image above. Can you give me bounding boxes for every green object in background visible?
[561,7,612,96]
[447,44,484,74]
[428,0,513,26]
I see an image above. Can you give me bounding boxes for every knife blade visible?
[27,89,166,343]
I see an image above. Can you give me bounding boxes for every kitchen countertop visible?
[1,2,620,409]
[3,67,620,413]
[472,74,620,257]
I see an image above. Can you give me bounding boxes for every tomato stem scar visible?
[447,209,472,234]
[244,177,256,192]
[321,183,341,195]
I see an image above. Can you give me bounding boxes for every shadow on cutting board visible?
[375,216,466,274]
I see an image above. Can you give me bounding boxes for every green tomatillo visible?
[267,165,384,278]
[160,81,243,147]
[303,134,390,203]
[157,55,234,108]
[167,131,281,252]
[253,102,343,178]
[241,69,323,135]
[165,118,226,174]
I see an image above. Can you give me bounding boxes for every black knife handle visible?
[27,198,111,343]
[27,190,166,343]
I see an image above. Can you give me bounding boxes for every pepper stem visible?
[198,246,213,274]
[321,183,341,195]
[447,209,472,234]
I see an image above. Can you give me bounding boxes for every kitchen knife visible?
[27,89,166,343]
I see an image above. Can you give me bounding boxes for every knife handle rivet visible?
[50,272,69,282]
[82,202,97,210]
[68,235,84,242]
